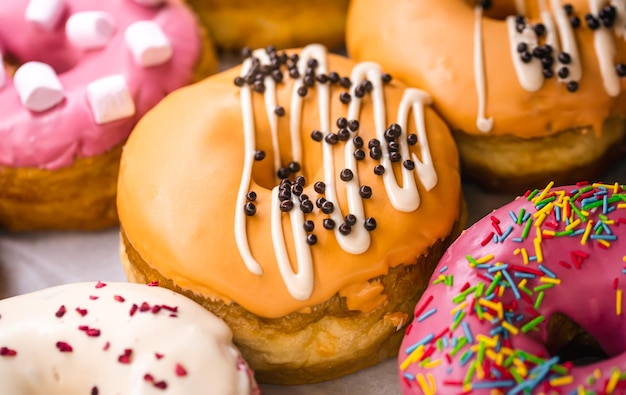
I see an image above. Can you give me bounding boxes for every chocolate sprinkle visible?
[338,223,352,235]
[345,214,357,226]
[353,135,364,148]
[374,165,385,175]
[246,191,257,201]
[306,234,318,245]
[407,134,418,145]
[325,133,339,145]
[336,117,348,128]
[359,185,373,199]
[303,220,315,232]
[274,106,285,116]
[339,92,352,104]
[340,169,354,181]
[323,218,336,230]
[254,150,266,161]
[354,148,366,160]
[311,130,324,142]
[321,200,335,214]
[300,200,314,213]
[314,181,326,194]
[364,217,377,231]
[280,200,294,212]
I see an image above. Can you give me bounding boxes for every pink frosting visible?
[0,0,201,169]
[399,182,626,394]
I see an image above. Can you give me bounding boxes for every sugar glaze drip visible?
[234,44,438,300]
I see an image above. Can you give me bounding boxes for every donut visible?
[187,0,349,51]
[116,44,464,384]
[0,0,217,231]
[398,181,626,394]
[346,0,626,191]
[0,281,260,394]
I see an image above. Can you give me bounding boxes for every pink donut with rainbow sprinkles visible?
[399,181,626,395]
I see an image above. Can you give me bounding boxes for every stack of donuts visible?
[1,0,626,393]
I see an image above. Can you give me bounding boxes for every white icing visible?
[507,16,544,91]
[85,74,135,124]
[589,0,621,97]
[234,44,440,300]
[65,11,116,50]
[551,0,582,83]
[0,282,256,394]
[124,21,173,67]
[612,0,626,39]
[25,0,65,31]
[473,6,494,133]
[13,61,65,112]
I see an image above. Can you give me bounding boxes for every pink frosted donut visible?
[0,281,260,394]
[399,182,626,394]
[0,0,215,231]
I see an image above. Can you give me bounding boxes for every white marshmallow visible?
[130,0,167,6]
[65,11,116,50]
[14,62,65,112]
[124,21,173,67]
[25,0,66,31]
[86,75,135,124]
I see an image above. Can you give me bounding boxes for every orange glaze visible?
[117,48,462,318]
[346,0,626,137]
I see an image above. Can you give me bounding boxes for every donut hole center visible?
[546,313,608,366]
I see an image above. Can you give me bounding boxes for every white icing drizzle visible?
[612,0,626,39]
[550,0,582,83]
[589,0,621,96]
[473,5,494,133]
[234,44,439,300]
[507,16,544,91]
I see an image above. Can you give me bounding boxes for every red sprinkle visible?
[614,278,619,290]
[56,341,73,352]
[75,308,88,317]
[155,353,164,360]
[558,260,572,269]
[140,302,151,312]
[151,305,162,314]
[89,296,99,300]
[413,295,434,318]
[55,305,67,318]
[78,326,101,337]
[148,281,159,287]
[161,305,178,313]
[91,387,99,395]
[114,295,125,303]
[95,281,107,289]
[175,363,188,377]
[0,347,17,357]
[118,349,133,364]
[481,231,495,246]
[103,342,110,351]
[130,304,139,317]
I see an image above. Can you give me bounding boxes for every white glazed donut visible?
[0,281,260,394]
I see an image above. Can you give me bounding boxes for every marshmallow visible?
[65,11,116,50]
[25,0,66,31]
[130,0,167,6]
[14,62,65,112]
[86,75,135,124]
[124,21,173,67]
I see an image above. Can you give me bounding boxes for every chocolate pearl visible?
[389,152,402,162]
[381,73,392,83]
[303,220,315,232]
[244,202,256,216]
[253,81,265,93]
[300,200,314,213]
[247,191,257,201]
[354,85,365,98]
[348,119,360,132]
[403,160,415,170]
[265,45,276,54]
[288,161,301,173]
[479,0,491,9]
[299,193,309,202]
[533,23,546,37]
[388,141,399,152]
[617,63,626,77]
[389,123,402,137]
[354,149,366,160]
[338,223,352,235]
[291,183,303,196]
[295,175,306,186]
[336,117,348,128]
[369,146,382,160]
[317,74,329,84]
[290,53,299,62]
[520,51,532,63]
[363,80,373,92]
[368,138,381,148]
[279,178,292,189]
[384,128,396,142]
[364,217,377,231]
[274,106,285,116]
[515,15,525,25]
[542,68,554,79]
[541,56,554,69]
[558,52,571,64]
[277,167,290,179]
[340,169,354,181]
[566,81,579,92]
[323,218,335,230]
[307,58,318,68]
[328,72,340,84]
[316,197,327,209]
[374,165,385,175]
[585,14,599,30]
[303,75,315,87]
[321,200,335,214]
[314,181,326,194]
[272,70,283,83]
[516,23,525,33]
[234,76,245,87]
[278,188,291,201]
[359,185,372,199]
[353,136,364,148]
[570,15,581,28]
[306,234,318,245]
[254,150,266,161]
[280,200,294,212]
[345,214,357,226]
[289,68,300,79]
[339,77,351,88]
[339,92,351,104]
[557,67,570,79]
[337,128,350,141]
[297,86,308,97]
[563,4,574,15]
[517,42,528,53]
[311,130,324,142]
[325,133,339,145]
[407,134,418,145]
[241,47,252,58]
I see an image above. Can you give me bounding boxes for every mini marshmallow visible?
[86,75,135,124]
[25,0,66,31]
[130,0,167,6]
[14,62,65,112]
[65,11,116,50]
[124,21,173,67]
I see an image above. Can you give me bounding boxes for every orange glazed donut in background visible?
[117,44,464,384]
[0,0,217,231]
[186,0,349,51]
[398,181,626,394]
[347,0,626,191]
[0,281,260,394]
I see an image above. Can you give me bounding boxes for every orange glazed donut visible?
[399,181,626,394]
[0,281,260,394]
[0,0,217,231]
[117,44,464,384]
[347,0,626,191]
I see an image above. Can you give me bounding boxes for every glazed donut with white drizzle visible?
[0,281,260,394]
[347,0,626,191]
[117,44,464,384]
